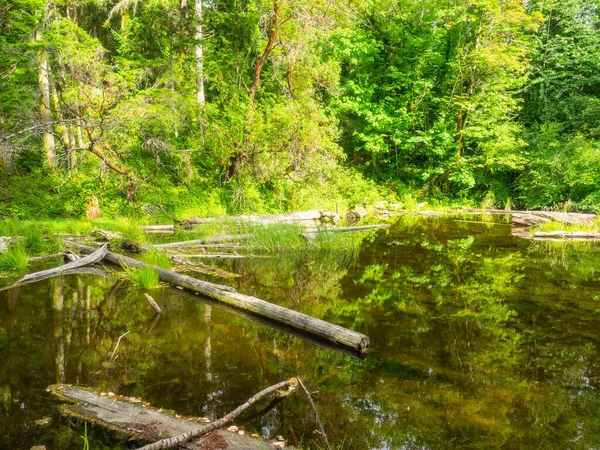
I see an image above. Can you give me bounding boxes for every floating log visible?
[345,206,369,225]
[47,385,290,450]
[1,244,108,290]
[533,231,600,240]
[512,211,596,227]
[74,244,369,353]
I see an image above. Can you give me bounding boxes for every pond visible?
[1,216,600,449]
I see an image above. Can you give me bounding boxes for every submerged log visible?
[74,244,370,352]
[1,245,108,290]
[48,384,290,450]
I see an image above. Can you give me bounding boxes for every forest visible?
[1,0,600,219]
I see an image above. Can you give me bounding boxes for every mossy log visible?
[74,244,370,353]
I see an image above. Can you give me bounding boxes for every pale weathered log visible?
[141,225,178,232]
[182,253,271,259]
[512,211,597,227]
[1,245,108,290]
[304,224,389,234]
[137,378,297,450]
[153,234,253,249]
[48,384,287,450]
[345,206,369,225]
[183,210,339,228]
[74,244,370,352]
[171,255,240,278]
[533,231,600,240]
[27,253,65,262]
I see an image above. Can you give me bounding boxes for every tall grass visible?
[0,246,29,271]
[140,249,172,269]
[123,266,162,290]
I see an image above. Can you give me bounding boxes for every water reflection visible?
[1,218,600,449]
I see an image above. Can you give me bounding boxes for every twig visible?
[110,330,131,361]
[136,378,298,450]
[144,293,163,314]
[297,377,330,449]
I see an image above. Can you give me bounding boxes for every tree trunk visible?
[195,0,205,104]
[36,28,56,167]
[248,0,281,101]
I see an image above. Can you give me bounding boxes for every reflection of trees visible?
[1,220,600,449]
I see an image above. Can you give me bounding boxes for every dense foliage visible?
[1,0,599,218]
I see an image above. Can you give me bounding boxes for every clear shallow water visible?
[1,216,600,449]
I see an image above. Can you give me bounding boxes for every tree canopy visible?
[1,0,599,218]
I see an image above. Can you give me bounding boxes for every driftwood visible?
[144,293,163,314]
[73,244,369,352]
[345,206,369,225]
[48,385,289,450]
[532,230,600,239]
[153,234,254,249]
[27,253,66,263]
[183,210,340,228]
[181,253,271,259]
[1,245,108,290]
[171,255,240,278]
[512,211,596,227]
[137,378,297,450]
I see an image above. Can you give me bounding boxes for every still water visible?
[1,216,600,449]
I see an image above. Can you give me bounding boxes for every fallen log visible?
[345,206,369,225]
[183,210,340,228]
[48,384,290,450]
[181,253,272,259]
[512,211,596,227]
[153,234,253,249]
[533,231,600,240]
[171,255,240,278]
[137,378,297,450]
[27,253,65,263]
[1,244,108,290]
[74,244,369,353]
[169,288,365,358]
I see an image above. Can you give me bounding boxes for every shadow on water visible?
[1,216,600,449]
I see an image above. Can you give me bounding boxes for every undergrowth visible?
[532,217,600,233]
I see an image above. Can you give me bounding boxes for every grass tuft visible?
[123,266,162,290]
[0,246,29,271]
